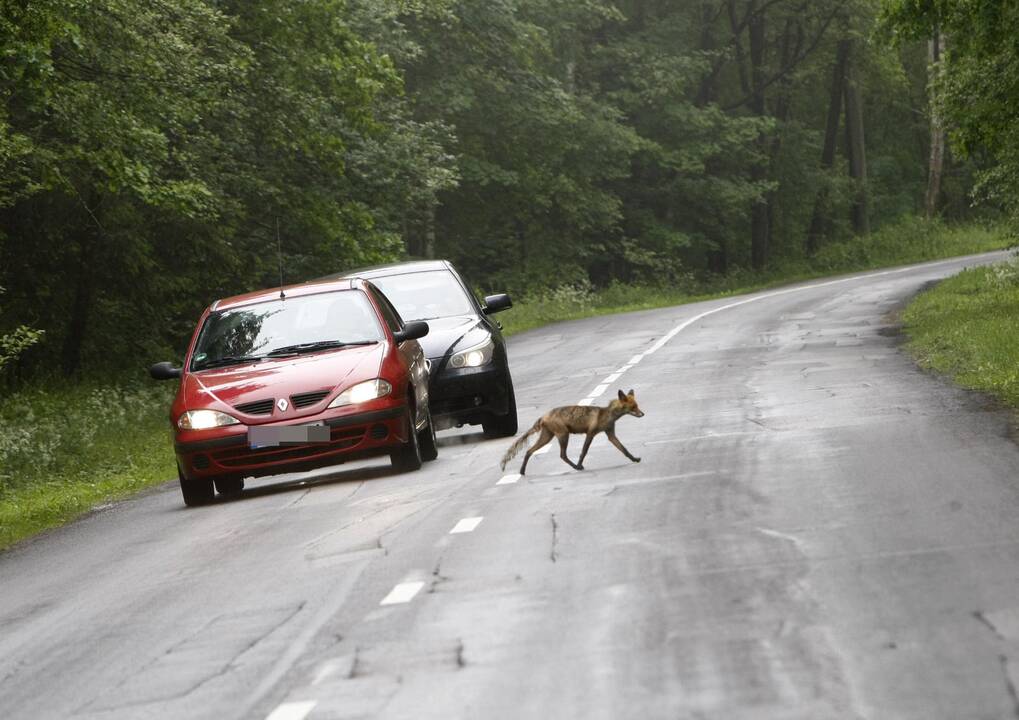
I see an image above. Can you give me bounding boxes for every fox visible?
[501,389,645,475]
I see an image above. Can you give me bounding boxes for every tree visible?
[882,0,1019,224]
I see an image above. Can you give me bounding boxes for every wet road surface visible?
[2,252,1019,719]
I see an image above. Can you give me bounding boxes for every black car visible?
[333,260,518,437]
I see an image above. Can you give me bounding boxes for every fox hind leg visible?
[557,432,582,470]
[520,427,554,475]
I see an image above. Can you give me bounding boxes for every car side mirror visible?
[393,320,429,343]
[149,361,182,380]
[483,293,512,314]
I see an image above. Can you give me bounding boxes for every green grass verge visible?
[0,383,176,550]
[903,254,1019,408]
[500,217,1011,336]
[0,217,1011,551]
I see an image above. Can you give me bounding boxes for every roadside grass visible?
[500,218,1010,336]
[0,382,176,550]
[903,253,1019,408]
[0,217,1010,551]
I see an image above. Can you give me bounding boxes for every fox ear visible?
[617,389,626,401]
[627,388,634,397]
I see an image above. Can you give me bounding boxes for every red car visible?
[149,278,436,506]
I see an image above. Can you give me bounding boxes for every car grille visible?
[234,398,274,415]
[433,395,485,416]
[291,390,330,409]
[215,426,366,468]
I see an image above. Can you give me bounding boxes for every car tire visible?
[483,383,518,438]
[179,466,215,507]
[214,477,244,496]
[391,408,423,472]
[418,409,438,462]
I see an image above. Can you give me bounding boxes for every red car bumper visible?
[174,403,409,481]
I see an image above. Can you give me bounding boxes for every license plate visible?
[248,423,330,449]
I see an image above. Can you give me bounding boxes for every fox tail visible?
[500,419,542,470]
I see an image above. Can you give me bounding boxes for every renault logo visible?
[277,398,289,412]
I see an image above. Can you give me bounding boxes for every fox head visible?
[616,389,644,418]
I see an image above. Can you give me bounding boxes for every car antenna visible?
[276,215,286,300]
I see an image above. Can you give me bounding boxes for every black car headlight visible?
[449,336,495,368]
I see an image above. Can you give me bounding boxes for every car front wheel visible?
[483,383,518,438]
[391,408,423,472]
[418,409,438,462]
[179,466,215,507]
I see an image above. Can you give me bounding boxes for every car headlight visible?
[449,336,495,368]
[328,379,392,408]
[178,410,240,431]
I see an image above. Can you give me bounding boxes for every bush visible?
[0,382,174,496]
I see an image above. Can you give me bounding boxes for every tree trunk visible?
[61,233,96,377]
[696,1,720,106]
[748,1,770,269]
[925,30,947,219]
[806,38,850,253]
[700,1,729,274]
[843,41,869,236]
[423,205,436,259]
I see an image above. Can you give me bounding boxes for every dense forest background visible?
[0,0,1011,381]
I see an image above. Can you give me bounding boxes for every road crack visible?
[974,610,1007,641]
[347,646,363,679]
[1000,655,1019,719]
[429,556,450,593]
[550,513,559,563]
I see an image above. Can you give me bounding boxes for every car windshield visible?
[371,270,474,321]
[190,290,383,371]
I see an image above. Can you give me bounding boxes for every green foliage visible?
[807,216,1005,271]
[0,0,435,377]
[0,380,175,549]
[0,286,42,373]
[904,253,1019,408]
[881,0,1019,223]
[500,219,1010,337]
[0,325,43,373]
[0,0,1005,382]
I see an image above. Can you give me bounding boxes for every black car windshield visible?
[371,270,474,321]
[190,290,383,371]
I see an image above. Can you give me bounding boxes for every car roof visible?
[211,277,366,312]
[322,259,453,282]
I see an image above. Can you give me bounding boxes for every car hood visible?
[182,343,385,417]
[415,315,489,361]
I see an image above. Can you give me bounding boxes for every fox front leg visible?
[606,431,640,463]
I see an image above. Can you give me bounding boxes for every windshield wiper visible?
[194,355,264,370]
[265,340,378,357]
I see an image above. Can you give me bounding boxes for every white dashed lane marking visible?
[450,517,484,534]
[588,383,610,399]
[380,581,426,606]
[265,701,317,720]
[496,473,521,485]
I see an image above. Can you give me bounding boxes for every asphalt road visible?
[3,252,1019,720]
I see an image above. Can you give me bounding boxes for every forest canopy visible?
[0,0,1006,379]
